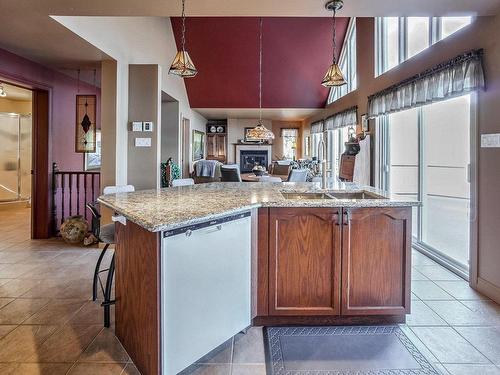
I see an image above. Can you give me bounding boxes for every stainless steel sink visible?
[328,191,386,199]
[281,192,336,200]
[281,191,387,200]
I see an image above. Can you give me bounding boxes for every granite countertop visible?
[98,182,419,232]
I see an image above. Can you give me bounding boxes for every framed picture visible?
[361,114,369,132]
[75,95,97,153]
[192,130,205,161]
[84,130,101,170]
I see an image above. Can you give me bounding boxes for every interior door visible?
[0,113,20,201]
[269,208,341,316]
[181,118,190,178]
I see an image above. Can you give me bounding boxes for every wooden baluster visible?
[69,173,73,217]
[61,173,65,226]
[84,173,88,222]
[76,173,80,216]
[91,173,95,206]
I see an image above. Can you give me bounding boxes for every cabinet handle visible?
[335,211,341,226]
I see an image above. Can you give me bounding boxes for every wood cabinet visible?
[341,207,411,315]
[268,208,341,316]
[259,206,411,321]
[206,134,227,163]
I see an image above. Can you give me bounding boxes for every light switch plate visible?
[135,137,151,147]
[481,133,500,148]
[143,121,154,132]
[132,121,143,132]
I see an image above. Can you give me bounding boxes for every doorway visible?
[376,94,475,279]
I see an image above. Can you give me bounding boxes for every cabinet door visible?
[206,135,216,159]
[216,135,226,162]
[269,208,341,316]
[341,207,411,315]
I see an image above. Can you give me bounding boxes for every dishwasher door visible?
[161,212,252,375]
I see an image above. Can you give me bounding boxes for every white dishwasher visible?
[161,211,252,375]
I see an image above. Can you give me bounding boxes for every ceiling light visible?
[0,84,6,97]
[322,0,347,87]
[169,0,198,78]
[247,18,275,141]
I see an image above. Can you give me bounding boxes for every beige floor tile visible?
[411,280,454,300]
[78,328,130,363]
[232,327,265,364]
[24,299,87,325]
[415,265,462,281]
[0,279,43,298]
[122,363,141,375]
[69,300,107,325]
[0,298,49,324]
[455,326,500,365]
[406,300,448,326]
[0,325,58,362]
[0,325,18,339]
[0,263,41,278]
[231,364,266,375]
[20,279,71,298]
[425,300,498,326]
[411,268,429,281]
[67,362,126,375]
[58,278,93,300]
[411,327,489,364]
[435,281,490,300]
[179,364,231,375]
[444,364,500,375]
[30,324,102,363]
[0,297,14,309]
[196,338,233,364]
[2,363,73,375]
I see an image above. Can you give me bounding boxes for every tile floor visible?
[0,205,499,375]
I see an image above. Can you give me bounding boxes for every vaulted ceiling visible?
[171,17,349,109]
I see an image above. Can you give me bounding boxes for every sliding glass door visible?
[377,94,473,276]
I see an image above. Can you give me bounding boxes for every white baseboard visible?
[476,277,500,304]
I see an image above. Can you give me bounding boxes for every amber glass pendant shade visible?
[169,50,198,78]
[321,62,347,87]
[246,122,275,140]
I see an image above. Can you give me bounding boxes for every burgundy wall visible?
[0,47,100,171]
[171,17,349,109]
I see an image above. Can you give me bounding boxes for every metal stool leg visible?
[92,244,110,301]
[102,253,115,328]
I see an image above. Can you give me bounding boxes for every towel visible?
[194,160,219,178]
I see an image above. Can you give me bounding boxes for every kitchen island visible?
[98,182,418,375]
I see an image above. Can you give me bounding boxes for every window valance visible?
[325,106,358,130]
[310,120,324,134]
[367,49,485,118]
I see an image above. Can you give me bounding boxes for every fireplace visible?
[240,150,268,173]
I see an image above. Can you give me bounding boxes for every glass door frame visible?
[375,93,478,281]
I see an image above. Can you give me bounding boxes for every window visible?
[376,94,474,273]
[311,132,324,159]
[376,16,472,76]
[326,127,349,177]
[282,129,298,160]
[327,18,357,104]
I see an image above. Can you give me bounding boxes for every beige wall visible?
[0,98,31,114]
[305,16,500,302]
[128,64,161,190]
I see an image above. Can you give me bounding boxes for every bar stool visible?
[87,184,135,327]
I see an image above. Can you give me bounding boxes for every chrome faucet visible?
[318,138,327,189]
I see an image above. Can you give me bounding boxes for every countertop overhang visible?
[98,182,420,232]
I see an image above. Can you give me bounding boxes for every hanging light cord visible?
[259,17,263,125]
[181,0,186,52]
[332,8,337,64]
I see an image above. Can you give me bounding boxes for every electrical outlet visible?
[481,133,500,148]
[143,121,154,132]
[135,137,151,147]
[131,121,143,132]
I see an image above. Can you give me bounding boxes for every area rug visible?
[264,326,440,375]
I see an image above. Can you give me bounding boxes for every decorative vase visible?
[252,165,266,176]
[60,215,89,244]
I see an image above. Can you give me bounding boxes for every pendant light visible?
[247,18,275,141]
[321,0,347,87]
[169,0,198,78]
[0,83,6,97]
